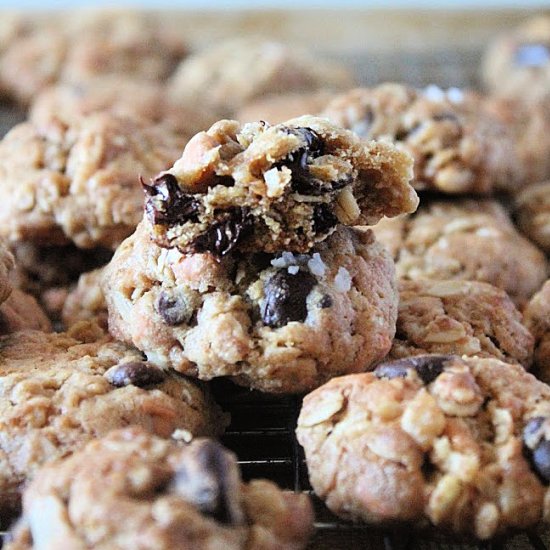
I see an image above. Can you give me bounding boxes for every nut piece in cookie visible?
[0,322,227,519]
[322,83,522,194]
[103,223,399,393]
[390,279,534,367]
[297,355,550,539]
[5,427,314,550]
[372,199,548,306]
[144,116,417,255]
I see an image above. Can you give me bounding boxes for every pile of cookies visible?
[1,8,550,548]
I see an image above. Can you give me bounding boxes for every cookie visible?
[103,222,398,393]
[4,427,313,550]
[524,280,550,382]
[0,322,227,518]
[168,37,354,117]
[514,181,550,253]
[144,116,417,256]
[0,238,14,305]
[322,83,522,194]
[29,78,215,138]
[390,279,533,367]
[0,288,52,334]
[297,354,550,539]
[0,9,187,105]
[482,15,550,103]
[61,268,107,329]
[0,113,184,249]
[371,199,548,306]
[236,91,333,124]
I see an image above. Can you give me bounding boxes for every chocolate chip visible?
[192,207,253,257]
[515,43,550,67]
[261,269,317,328]
[105,361,166,388]
[319,294,333,308]
[173,439,242,525]
[312,203,338,235]
[143,173,200,226]
[374,355,453,384]
[156,290,193,326]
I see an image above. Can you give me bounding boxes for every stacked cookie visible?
[102,115,418,393]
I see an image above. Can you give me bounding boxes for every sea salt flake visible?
[334,267,352,292]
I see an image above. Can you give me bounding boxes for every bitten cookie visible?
[390,279,533,367]
[524,280,550,382]
[4,428,313,550]
[103,222,398,393]
[0,113,184,249]
[514,181,550,253]
[0,322,227,518]
[144,116,417,256]
[371,199,548,306]
[297,355,550,539]
[322,83,522,194]
[482,15,550,103]
[168,37,354,117]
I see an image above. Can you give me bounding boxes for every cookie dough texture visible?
[0,288,52,334]
[0,322,227,518]
[29,78,215,137]
[103,223,398,393]
[322,83,522,194]
[169,37,354,117]
[514,181,550,253]
[297,355,550,539]
[482,15,550,103]
[524,280,550,382]
[390,279,533,367]
[145,116,417,256]
[371,200,548,306]
[0,113,184,249]
[0,9,188,104]
[5,428,314,550]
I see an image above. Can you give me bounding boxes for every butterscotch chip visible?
[390,279,533,367]
[297,355,550,539]
[0,322,227,518]
[4,428,313,550]
[372,199,548,306]
[322,83,523,194]
[169,37,354,117]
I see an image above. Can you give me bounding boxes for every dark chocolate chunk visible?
[374,355,453,384]
[312,203,338,235]
[261,269,317,328]
[192,207,253,257]
[143,173,200,226]
[319,294,333,308]
[156,290,193,326]
[173,439,242,525]
[105,361,166,388]
[515,43,550,67]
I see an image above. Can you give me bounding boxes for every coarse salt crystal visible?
[287,265,300,275]
[307,253,326,277]
[447,87,464,104]
[334,267,352,292]
[424,84,446,103]
[271,251,297,268]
